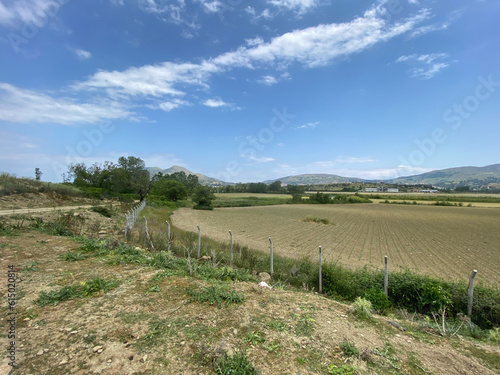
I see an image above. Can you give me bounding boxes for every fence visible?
[188,224,480,319]
[124,201,146,239]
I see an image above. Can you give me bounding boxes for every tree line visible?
[65,156,214,209]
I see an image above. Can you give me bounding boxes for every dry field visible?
[172,204,500,285]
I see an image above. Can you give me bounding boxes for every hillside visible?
[265,173,363,185]
[389,164,500,189]
[147,165,230,186]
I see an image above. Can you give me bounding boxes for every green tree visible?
[268,180,282,193]
[192,185,216,210]
[35,168,43,181]
[151,179,188,201]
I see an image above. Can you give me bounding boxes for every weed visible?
[59,251,88,262]
[266,320,288,332]
[352,297,373,319]
[214,352,258,375]
[187,285,245,309]
[488,327,500,343]
[263,340,282,353]
[293,313,316,337]
[340,340,359,358]
[303,216,330,224]
[327,364,357,375]
[90,206,113,217]
[21,262,40,272]
[36,278,120,306]
[244,331,266,345]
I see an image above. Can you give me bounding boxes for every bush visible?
[352,297,373,319]
[364,288,390,313]
[90,205,113,217]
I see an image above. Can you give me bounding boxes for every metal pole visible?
[166,221,171,251]
[269,237,273,278]
[229,230,233,268]
[319,246,322,294]
[197,225,201,259]
[468,270,478,317]
[384,256,389,297]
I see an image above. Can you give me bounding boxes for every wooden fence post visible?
[269,237,273,278]
[319,246,322,294]
[384,256,389,297]
[229,230,233,268]
[468,270,478,318]
[197,225,201,259]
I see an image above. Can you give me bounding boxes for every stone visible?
[37,349,44,356]
[92,345,103,353]
[200,255,211,261]
[59,358,69,365]
[258,272,271,282]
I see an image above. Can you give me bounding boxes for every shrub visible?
[186,285,244,308]
[90,205,113,217]
[339,340,359,357]
[364,288,390,313]
[352,297,373,319]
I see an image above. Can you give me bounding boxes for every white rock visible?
[258,281,272,289]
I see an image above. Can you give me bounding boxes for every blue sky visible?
[0,0,499,183]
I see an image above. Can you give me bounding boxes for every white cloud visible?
[240,154,275,163]
[203,98,231,108]
[197,0,223,13]
[268,0,320,15]
[410,22,450,38]
[293,121,319,130]
[70,48,92,60]
[257,75,278,86]
[138,0,199,29]
[396,53,451,79]
[0,0,65,28]
[335,156,377,164]
[0,83,132,125]
[158,99,191,111]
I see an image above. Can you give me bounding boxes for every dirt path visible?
[0,205,96,216]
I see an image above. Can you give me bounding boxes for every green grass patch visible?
[36,278,120,306]
[214,352,258,375]
[303,216,330,224]
[90,205,114,217]
[186,285,245,308]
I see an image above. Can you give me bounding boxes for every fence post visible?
[468,270,478,318]
[319,246,322,294]
[197,225,201,259]
[229,230,233,268]
[269,237,273,278]
[384,256,389,297]
[166,221,171,251]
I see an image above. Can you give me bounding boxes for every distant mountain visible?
[388,164,500,189]
[146,165,229,186]
[264,173,364,185]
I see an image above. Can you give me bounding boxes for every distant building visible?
[387,188,399,193]
[365,188,378,192]
[421,189,439,193]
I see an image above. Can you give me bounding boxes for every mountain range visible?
[147,164,500,189]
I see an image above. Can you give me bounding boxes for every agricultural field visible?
[172,204,500,286]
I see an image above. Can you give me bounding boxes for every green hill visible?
[390,164,500,189]
[147,165,230,186]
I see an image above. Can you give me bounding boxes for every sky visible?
[0,0,499,183]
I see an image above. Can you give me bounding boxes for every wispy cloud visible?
[396,53,451,79]
[0,83,132,125]
[0,0,65,28]
[241,154,275,163]
[268,0,321,15]
[70,47,92,60]
[258,75,279,86]
[293,121,319,130]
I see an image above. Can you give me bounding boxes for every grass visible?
[339,340,359,357]
[36,277,120,306]
[303,216,330,224]
[214,352,258,375]
[186,285,245,308]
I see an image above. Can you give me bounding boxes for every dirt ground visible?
[1,218,499,374]
[0,192,101,211]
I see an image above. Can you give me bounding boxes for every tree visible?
[35,168,43,181]
[117,156,157,201]
[192,185,216,210]
[268,180,282,193]
[151,179,188,201]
